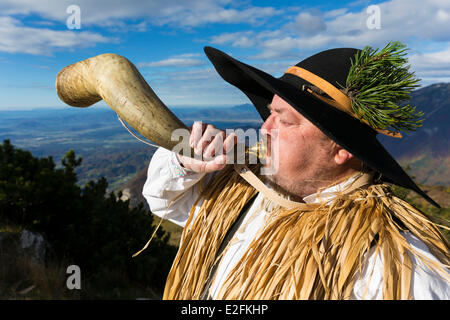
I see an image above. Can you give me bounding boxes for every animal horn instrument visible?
[55,53,189,152]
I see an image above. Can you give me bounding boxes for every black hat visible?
[203,44,440,208]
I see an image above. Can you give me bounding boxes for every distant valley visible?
[0,104,262,191]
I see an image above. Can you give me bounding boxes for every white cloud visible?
[436,9,450,22]
[411,48,450,67]
[0,0,282,28]
[138,53,205,68]
[210,31,256,48]
[319,0,450,47]
[292,11,326,34]
[0,0,282,55]
[323,8,348,18]
[0,16,111,55]
[208,0,450,63]
[173,6,280,27]
[409,47,450,83]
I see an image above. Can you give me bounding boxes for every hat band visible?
[284,66,402,138]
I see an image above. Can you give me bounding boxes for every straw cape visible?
[163,165,449,299]
[157,42,450,299]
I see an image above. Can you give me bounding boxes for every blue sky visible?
[0,0,449,110]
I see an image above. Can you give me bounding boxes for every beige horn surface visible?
[55,53,189,152]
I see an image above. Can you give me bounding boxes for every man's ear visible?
[334,148,354,165]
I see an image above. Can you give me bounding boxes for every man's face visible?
[261,94,338,199]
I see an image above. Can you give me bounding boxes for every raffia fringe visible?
[163,165,450,300]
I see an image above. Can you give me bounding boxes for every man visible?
[143,42,449,299]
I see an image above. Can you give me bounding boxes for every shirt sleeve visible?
[351,232,450,300]
[402,232,450,300]
[142,147,210,228]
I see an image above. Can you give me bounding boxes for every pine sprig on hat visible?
[344,41,423,133]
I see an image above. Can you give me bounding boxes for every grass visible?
[0,225,162,300]
[152,216,183,247]
[0,232,79,299]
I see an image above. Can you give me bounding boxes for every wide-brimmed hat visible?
[204,44,439,207]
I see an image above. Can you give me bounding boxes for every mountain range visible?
[379,83,450,186]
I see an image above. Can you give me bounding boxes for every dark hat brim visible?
[204,46,440,208]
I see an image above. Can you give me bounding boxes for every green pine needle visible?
[344,41,423,133]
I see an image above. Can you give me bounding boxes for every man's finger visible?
[223,132,238,154]
[204,155,227,172]
[178,153,226,173]
[190,121,207,151]
[195,124,221,155]
[203,131,226,159]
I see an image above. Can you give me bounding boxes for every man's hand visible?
[176,122,237,173]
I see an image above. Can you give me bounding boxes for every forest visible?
[0,139,177,299]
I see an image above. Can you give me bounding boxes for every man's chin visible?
[260,169,281,193]
[262,169,276,182]
[260,169,305,202]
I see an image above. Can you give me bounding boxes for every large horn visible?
[55,53,188,152]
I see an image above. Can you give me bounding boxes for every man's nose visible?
[261,113,275,134]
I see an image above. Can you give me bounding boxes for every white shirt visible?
[142,147,450,300]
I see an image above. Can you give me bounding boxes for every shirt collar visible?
[302,173,361,204]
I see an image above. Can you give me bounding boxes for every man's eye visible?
[280,120,293,125]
